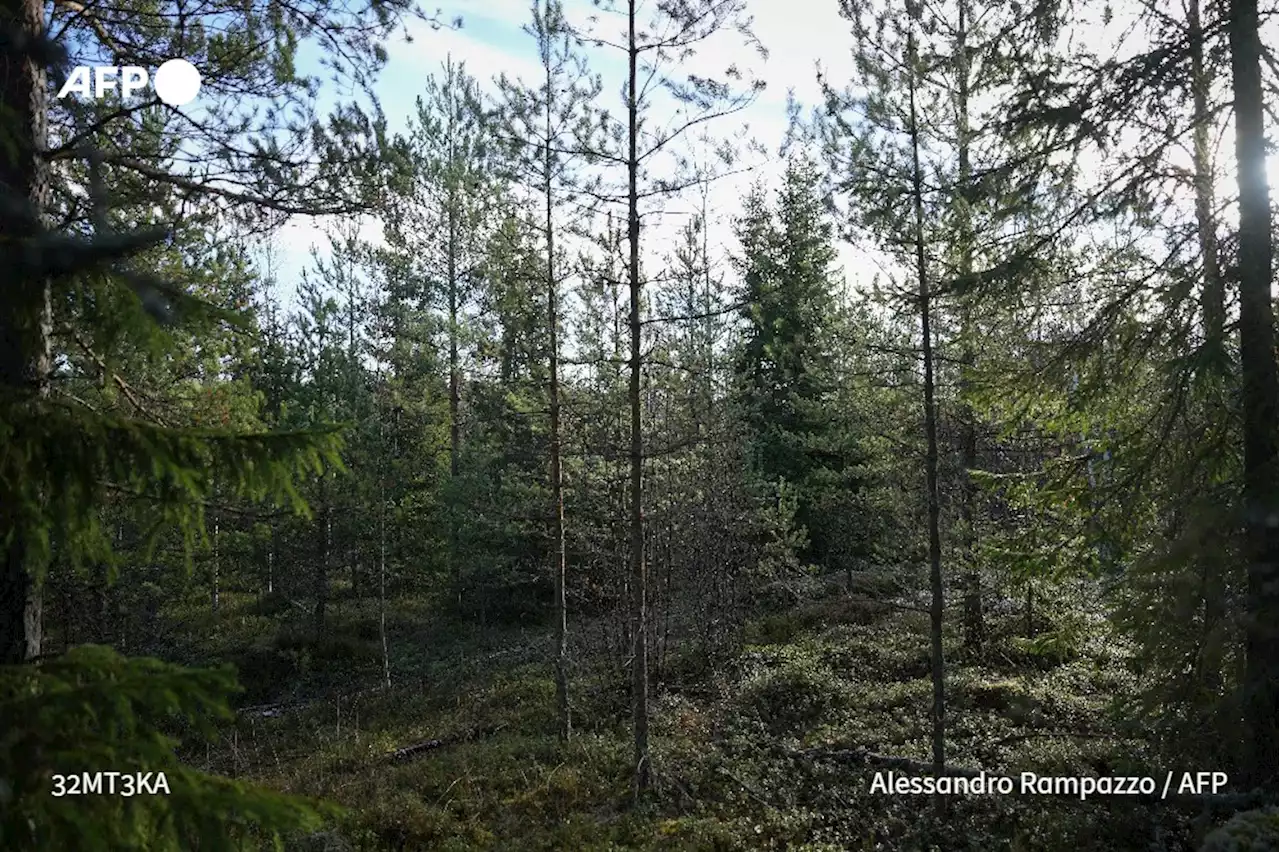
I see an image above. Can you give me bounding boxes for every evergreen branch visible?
[50,0,127,63]
[69,331,170,426]
[640,99,759,163]
[6,228,170,279]
[98,155,371,216]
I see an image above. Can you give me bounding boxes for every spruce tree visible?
[0,13,349,850]
[989,0,1277,787]
[733,156,870,578]
[0,0,443,842]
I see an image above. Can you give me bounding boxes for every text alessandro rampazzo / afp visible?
[869,770,1230,801]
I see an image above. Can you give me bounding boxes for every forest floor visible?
[162,577,1212,851]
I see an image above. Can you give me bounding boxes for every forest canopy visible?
[0,0,1275,848]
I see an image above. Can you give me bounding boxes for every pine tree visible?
[1226,0,1278,791]
[0,9,364,846]
[460,202,553,627]
[0,0,452,839]
[493,0,604,739]
[288,227,376,633]
[577,0,764,796]
[383,57,503,614]
[903,24,948,803]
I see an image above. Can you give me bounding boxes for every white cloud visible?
[262,0,883,328]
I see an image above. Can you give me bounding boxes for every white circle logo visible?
[153,59,201,106]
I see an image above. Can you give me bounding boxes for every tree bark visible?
[448,188,462,613]
[0,0,51,665]
[908,28,947,813]
[955,0,982,652]
[544,10,572,742]
[267,520,275,595]
[314,479,331,633]
[1227,0,1278,791]
[1188,0,1226,685]
[627,0,651,798]
[379,399,392,689]
[211,518,220,615]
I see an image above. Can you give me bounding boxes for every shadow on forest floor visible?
[166,581,1219,851]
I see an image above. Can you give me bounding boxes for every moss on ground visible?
[173,588,1234,851]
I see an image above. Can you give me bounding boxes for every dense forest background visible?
[0,0,1276,848]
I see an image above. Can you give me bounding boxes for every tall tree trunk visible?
[379,399,392,689]
[1188,0,1226,684]
[627,0,651,797]
[314,478,330,633]
[955,0,982,652]
[346,262,360,602]
[0,0,51,665]
[545,28,571,742]
[1227,0,1278,791]
[211,518,220,615]
[908,28,947,813]
[1190,0,1225,357]
[448,192,462,613]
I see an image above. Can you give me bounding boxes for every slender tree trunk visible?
[545,31,571,742]
[1227,0,1278,791]
[0,0,50,665]
[908,29,946,814]
[1025,582,1033,637]
[379,403,392,689]
[626,0,651,797]
[699,185,716,413]
[959,357,980,650]
[346,264,361,602]
[660,522,674,687]
[955,0,981,652]
[1188,0,1226,684]
[448,192,462,613]
[379,510,390,688]
[315,478,330,633]
[211,518,220,615]
[267,520,275,595]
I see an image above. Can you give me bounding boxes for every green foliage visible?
[734,650,850,737]
[3,0,1269,841]
[0,645,338,851]
[1,393,340,578]
[733,157,877,575]
[1008,633,1079,668]
[1201,809,1279,852]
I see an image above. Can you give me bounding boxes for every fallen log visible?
[387,738,447,763]
[385,723,507,765]
[237,702,302,719]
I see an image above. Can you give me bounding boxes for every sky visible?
[262,0,1279,312]
[265,0,867,306]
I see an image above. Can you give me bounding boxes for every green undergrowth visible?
[175,588,1234,850]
